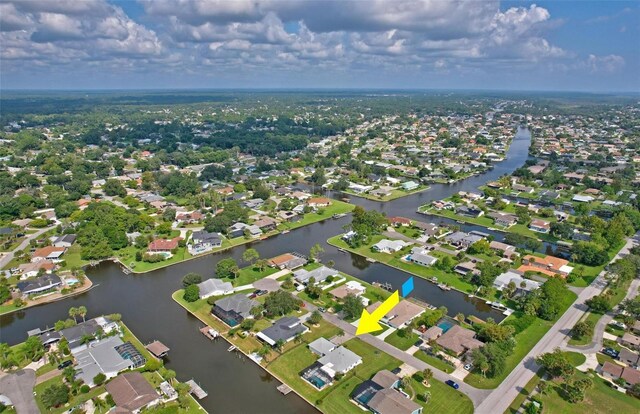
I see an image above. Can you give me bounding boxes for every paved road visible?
[0,226,53,270]
[0,369,39,414]
[565,277,640,354]
[476,231,640,414]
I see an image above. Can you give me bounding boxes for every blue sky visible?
[1,1,638,92]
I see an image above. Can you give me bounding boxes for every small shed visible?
[145,341,170,358]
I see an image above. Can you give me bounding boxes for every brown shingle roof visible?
[435,324,483,355]
[105,372,159,412]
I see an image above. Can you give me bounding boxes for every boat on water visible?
[366,257,376,263]
[227,345,237,352]
[437,283,451,291]
[456,220,465,224]
[337,248,346,253]
[282,230,290,234]
[431,276,438,283]
[332,213,347,219]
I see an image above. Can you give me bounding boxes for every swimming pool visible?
[355,387,378,405]
[306,374,327,389]
[437,319,455,333]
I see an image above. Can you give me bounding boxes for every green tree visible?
[93,373,106,386]
[309,243,324,262]
[309,310,322,325]
[342,293,364,320]
[41,384,70,409]
[242,248,260,265]
[182,272,202,288]
[103,179,127,198]
[216,258,239,279]
[183,284,200,302]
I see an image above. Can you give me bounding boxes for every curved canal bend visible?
[0,128,532,414]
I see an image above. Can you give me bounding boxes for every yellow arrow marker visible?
[355,290,400,335]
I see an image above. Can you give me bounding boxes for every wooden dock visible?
[186,380,208,400]
[277,384,292,395]
[200,326,219,340]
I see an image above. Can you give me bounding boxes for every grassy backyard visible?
[384,330,419,351]
[413,350,455,373]
[466,290,577,389]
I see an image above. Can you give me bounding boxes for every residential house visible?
[301,346,362,389]
[175,211,204,225]
[454,261,479,276]
[52,234,77,248]
[401,181,419,191]
[277,210,301,222]
[254,216,277,232]
[366,300,424,329]
[268,253,307,270]
[307,197,332,208]
[308,338,336,356]
[227,222,261,238]
[618,348,640,368]
[17,273,62,296]
[147,237,181,256]
[293,265,339,285]
[529,219,550,233]
[518,255,573,277]
[600,361,640,388]
[329,281,366,300]
[105,372,160,412]
[407,247,437,267]
[197,279,233,299]
[61,317,120,352]
[256,317,309,346]
[243,198,265,209]
[621,333,640,351]
[488,212,518,227]
[445,232,482,249]
[73,336,146,386]
[349,183,373,194]
[17,261,56,279]
[435,324,484,356]
[372,239,411,253]
[31,246,66,263]
[489,241,517,258]
[188,231,222,255]
[456,205,484,218]
[212,294,259,327]
[513,184,534,193]
[493,270,541,294]
[389,217,412,227]
[351,369,422,414]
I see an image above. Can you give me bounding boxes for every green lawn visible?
[413,350,455,373]
[538,371,640,414]
[411,377,474,414]
[505,370,543,414]
[269,338,401,413]
[327,234,484,298]
[384,330,419,351]
[279,201,354,231]
[568,311,600,346]
[565,351,587,367]
[466,290,577,389]
[221,265,278,286]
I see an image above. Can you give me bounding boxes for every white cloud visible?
[586,54,625,73]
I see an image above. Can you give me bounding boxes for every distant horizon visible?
[2,87,639,95]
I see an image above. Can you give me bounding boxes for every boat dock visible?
[372,281,393,291]
[277,384,293,395]
[186,380,208,399]
[200,326,219,340]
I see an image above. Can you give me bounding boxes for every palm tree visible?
[78,306,87,322]
[163,369,176,385]
[294,332,304,344]
[275,339,285,353]
[68,307,78,323]
[422,368,433,386]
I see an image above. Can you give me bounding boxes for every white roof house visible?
[372,239,411,253]
[197,279,234,299]
[493,270,541,293]
[318,346,362,377]
[308,338,336,356]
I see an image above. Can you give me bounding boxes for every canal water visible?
[0,127,532,414]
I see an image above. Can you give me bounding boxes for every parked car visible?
[602,348,619,358]
[609,320,627,329]
[414,339,423,347]
[318,307,326,313]
[256,290,268,296]
[445,380,459,389]
[58,360,73,370]
[464,364,473,371]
